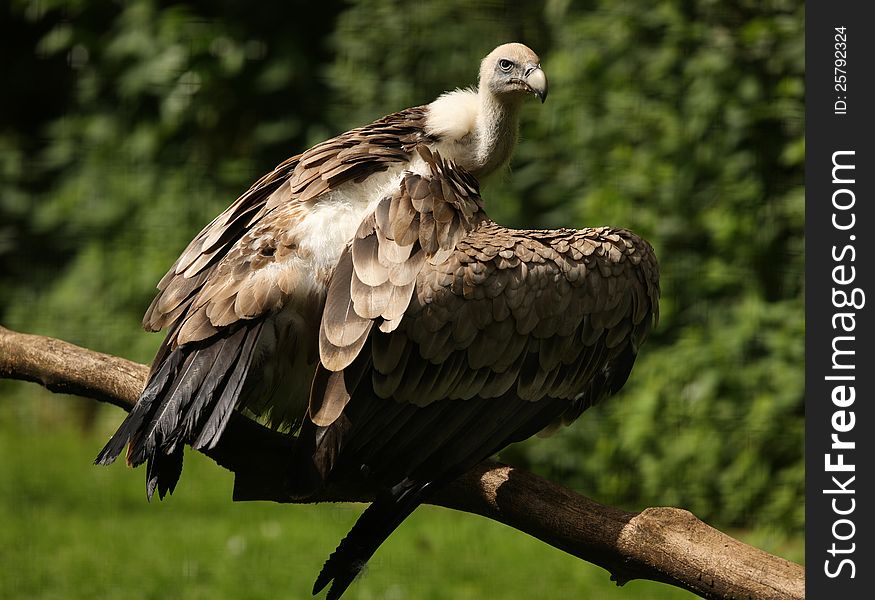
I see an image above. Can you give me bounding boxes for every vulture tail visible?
[313,480,432,600]
[94,320,265,500]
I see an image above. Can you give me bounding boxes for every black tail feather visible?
[313,480,432,600]
[94,320,264,498]
[193,320,263,451]
[134,348,211,463]
[170,333,240,443]
[94,349,185,466]
[146,446,183,501]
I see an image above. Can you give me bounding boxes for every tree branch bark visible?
[0,325,804,600]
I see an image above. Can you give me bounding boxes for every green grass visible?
[0,417,698,600]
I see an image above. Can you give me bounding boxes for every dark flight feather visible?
[94,347,184,466]
[96,320,265,499]
[192,320,264,451]
[313,481,432,600]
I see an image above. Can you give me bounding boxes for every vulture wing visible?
[145,105,431,348]
[95,107,432,499]
[308,162,660,598]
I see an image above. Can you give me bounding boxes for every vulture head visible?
[480,43,548,104]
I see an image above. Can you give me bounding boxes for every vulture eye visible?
[498,59,514,72]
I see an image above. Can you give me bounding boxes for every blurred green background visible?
[1,0,803,598]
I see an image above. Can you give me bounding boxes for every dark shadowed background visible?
[0,1,803,598]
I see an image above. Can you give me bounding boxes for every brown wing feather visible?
[384,223,659,410]
[318,146,487,375]
[304,219,659,495]
[290,106,430,202]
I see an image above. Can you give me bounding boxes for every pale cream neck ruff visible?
[424,86,522,179]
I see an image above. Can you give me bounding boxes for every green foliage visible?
[495,0,805,534]
[2,0,803,541]
[2,0,339,360]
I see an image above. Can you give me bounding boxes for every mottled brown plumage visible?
[306,211,658,600]
[143,106,432,350]
[301,148,658,600]
[307,219,659,486]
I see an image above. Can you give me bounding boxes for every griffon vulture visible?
[96,43,659,600]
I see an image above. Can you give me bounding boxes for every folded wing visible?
[95,107,433,499]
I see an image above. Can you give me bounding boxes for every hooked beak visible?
[524,65,548,103]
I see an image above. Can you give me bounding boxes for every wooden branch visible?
[0,325,804,600]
